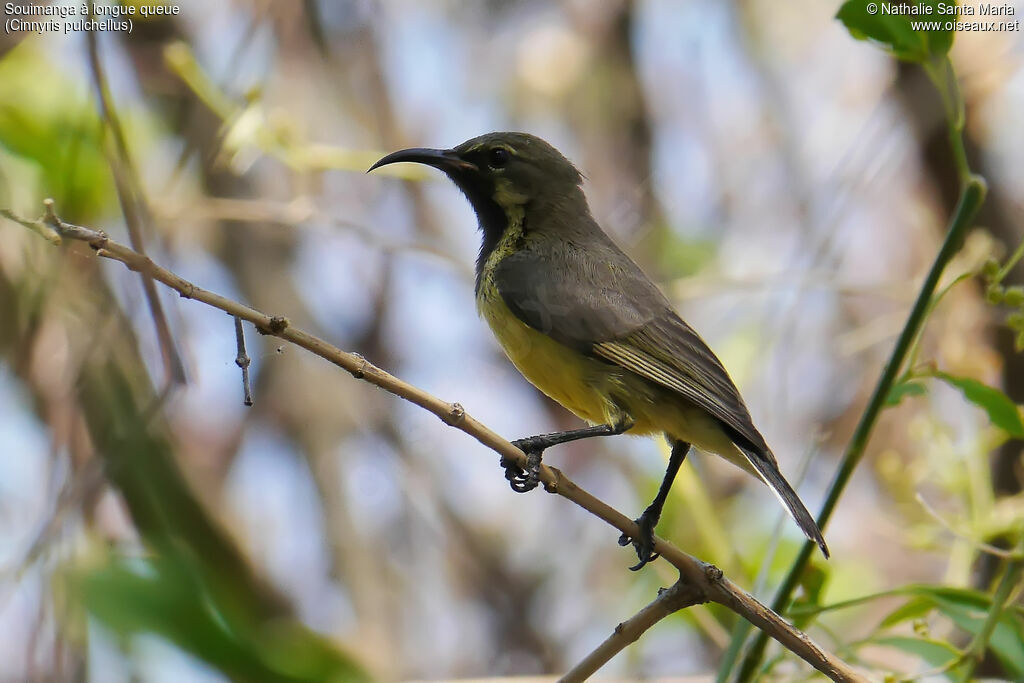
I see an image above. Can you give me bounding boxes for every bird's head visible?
[369,132,584,227]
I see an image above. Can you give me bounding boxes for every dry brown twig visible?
[560,580,706,683]
[4,200,867,682]
[233,315,253,407]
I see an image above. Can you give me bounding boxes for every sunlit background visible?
[1,0,1022,680]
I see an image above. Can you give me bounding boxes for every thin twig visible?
[0,208,61,245]
[560,579,706,683]
[7,201,865,682]
[915,493,1023,560]
[233,316,253,407]
[85,19,187,386]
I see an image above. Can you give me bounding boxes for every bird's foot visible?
[502,439,544,493]
[618,508,661,571]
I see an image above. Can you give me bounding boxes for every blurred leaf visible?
[163,41,425,179]
[0,43,113,219]
[871,585,1024,677]
[929,589,1024,678]
[259,621,372,682]
[923,8,954,56]
[885,379,927,407]
[81,555,270,681]
[933,371,1024,437]
[163,41,235,121]
[81,552,370,683]
[836,0,953,63]
[792,583,1023,621]
[872,635,960,669]
[879,595,935,629]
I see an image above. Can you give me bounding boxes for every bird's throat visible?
[474,203,526,296]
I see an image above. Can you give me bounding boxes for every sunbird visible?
[370,132,828,569]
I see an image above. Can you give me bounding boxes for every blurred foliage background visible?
[0,0,1023,681]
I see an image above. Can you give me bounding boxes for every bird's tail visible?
[739,446,829,559]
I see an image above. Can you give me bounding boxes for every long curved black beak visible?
[367,147,476,174]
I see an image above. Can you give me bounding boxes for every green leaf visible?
[933,371,1024,437]
[0,43,113,220]
[885,380,927,407]
[879,595,936,629]
[81,556,274,682]
[836,0,954,63]
[990,614,1024,677]
[873,584,1024,678]
[788,583,1024,677]
[872,635,960,669]
[925,11,955,56]
[928,589,1024,677]
[80,554,371,683]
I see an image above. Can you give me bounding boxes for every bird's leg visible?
[619,440,690,571]
[502,419,633,493]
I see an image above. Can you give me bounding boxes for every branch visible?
[7,201,866,682]
[560,579,706,683]
[233,316,253,406]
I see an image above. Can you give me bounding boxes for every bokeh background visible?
[1,0,1023,680]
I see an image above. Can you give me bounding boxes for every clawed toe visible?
[618,512,660,571]
[502,444,542,493]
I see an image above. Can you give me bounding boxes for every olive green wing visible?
[494,246,768,455]
[596,317,829,555]
[591,314,769,455]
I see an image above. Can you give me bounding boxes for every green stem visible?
[716,620,752,683]
[924,58,969,183]
[905,271,972,375]
[995,238,1024,284]
[956,553,1024,682]
[730,175,987,682]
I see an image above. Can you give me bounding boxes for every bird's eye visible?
[488,147,510,169]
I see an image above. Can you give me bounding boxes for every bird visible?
[370,132,828,569]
